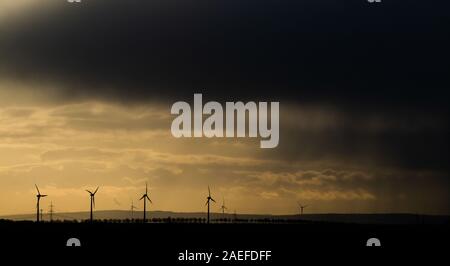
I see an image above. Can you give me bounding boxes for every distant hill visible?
[1,210,448,224]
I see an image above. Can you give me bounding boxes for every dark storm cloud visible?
[268,107,450,171]
[0,0,449,108]
[0,0,448,172]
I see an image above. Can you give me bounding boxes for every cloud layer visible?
[0,102,448,215]
[0,0,448,215]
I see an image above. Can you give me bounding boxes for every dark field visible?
[0,220,448,263]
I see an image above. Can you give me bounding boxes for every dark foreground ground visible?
[0,221,449,264]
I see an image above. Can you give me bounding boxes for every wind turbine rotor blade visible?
[140,195,145,200]
[41,195,47,197]
[35,184,40,195]
[205,199,209,206]
[86,190,92,194]
[94,187,99,194]
[211,198,216,203]
[208,186,211,197]
[146,195,152,203]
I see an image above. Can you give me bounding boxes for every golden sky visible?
[0,0,448,216]
[0,81,448,216]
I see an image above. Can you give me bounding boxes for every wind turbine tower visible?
[86,187,99,222]
[131,200,138,219]
[205,186,216,224]
[298,202,308,215]
[140,183,152,223]
[35,185,47,222]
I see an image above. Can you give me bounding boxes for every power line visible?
[49,202,55,222]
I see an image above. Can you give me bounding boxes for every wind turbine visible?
[220,197,227,215]
[205,186,216,224]
[298,202,308,215]
[35,184,47,222]
[86,187,99,222]
[130,200,138,219]
[140,182,152,223]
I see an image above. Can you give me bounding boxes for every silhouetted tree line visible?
[1,217,317,224]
